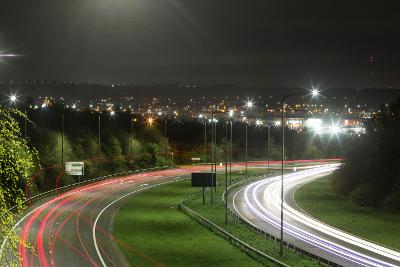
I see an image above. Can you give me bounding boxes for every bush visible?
[383,191,400,211]
[349,183,381,207]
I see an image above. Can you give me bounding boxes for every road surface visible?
[1,166,217,267]
[0,160,338,267]
[230,164,400,267]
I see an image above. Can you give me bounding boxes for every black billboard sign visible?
[191,172,216,187]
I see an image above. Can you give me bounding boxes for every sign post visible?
[65,162,85,182]
[191,172,216,204]
[191,157,201,165]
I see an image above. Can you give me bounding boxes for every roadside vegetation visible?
[333,97,400,211]
[11,100,344,196]
[0,108,36,266]
[296,174,400,250]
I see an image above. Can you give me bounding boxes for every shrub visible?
[383,191,400,211]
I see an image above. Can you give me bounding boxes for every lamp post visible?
[225,119,228,225]
[227,110,234,185]
[164,118,167,162]
[244,100,253,180]
[130,116,134,164]
[230,120,233,185]
[279,89,319,257]
[213,117,217,193]
[61,113,64,165]
[267,123,271,176]
[204,120,207,164]
[98,113,101,151]
[245,123,248,180]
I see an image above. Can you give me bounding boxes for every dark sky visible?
[0,0,399,89]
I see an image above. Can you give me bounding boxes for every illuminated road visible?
[2,166,220,267]
[0,160,337,267]
[230,164,400,267]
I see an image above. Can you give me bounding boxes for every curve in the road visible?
[231,164,400,267]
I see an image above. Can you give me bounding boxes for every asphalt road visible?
[2,166,215,267]
[229,164,400,267]
[0,159,339,267]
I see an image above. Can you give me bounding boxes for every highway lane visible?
[1,166,225,267]
[230,164,400,267]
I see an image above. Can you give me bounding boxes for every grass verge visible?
[295,174,400,250]
[113,175,265,267]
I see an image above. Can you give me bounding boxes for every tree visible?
[0,107,37,266]
[333,98,400,210]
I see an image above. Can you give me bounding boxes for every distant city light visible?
[246,100,253,108]
[255,119,262,126]
[110,110,115,116]
[329,124,341,135]
[198,114,204,119]
[306,118,322,129]
[228,110,234,117]
[275,120,281,126]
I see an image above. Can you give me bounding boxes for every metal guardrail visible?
[221,173,343,267]
[178,202,289,267]
[3,165,172,217]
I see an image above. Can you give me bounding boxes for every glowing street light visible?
[110,110,115,116]
[311,88,320,97]
[246,100,254,108]
[147,117,155,127]
[255,119,263,126]
[228,109,234,117]
[9,94,17,104]
[329,124,341,135]
[198,114,204,119]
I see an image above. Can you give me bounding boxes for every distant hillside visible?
[0,81,399,107]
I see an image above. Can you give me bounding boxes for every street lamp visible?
[147,117,154,127]
[98,113,102,151]
[9,94,17,104]
[228,110,234,185]
[246,100,254,108]
[279,90,320,256]
[267,122,272,176]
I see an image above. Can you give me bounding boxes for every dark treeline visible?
[333,98,400,211]
[21,103,173,194]
[16,102,345,195]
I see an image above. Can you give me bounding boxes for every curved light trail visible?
[231,164,400,267]
[2,167,209,267]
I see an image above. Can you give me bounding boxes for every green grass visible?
[295,175,400,250]
[113,177,265,267]
[185,170,320,267]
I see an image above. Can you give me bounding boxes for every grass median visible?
[295,174,400,250]
[113,173,265,267]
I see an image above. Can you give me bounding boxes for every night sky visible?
[0,0,398,89]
